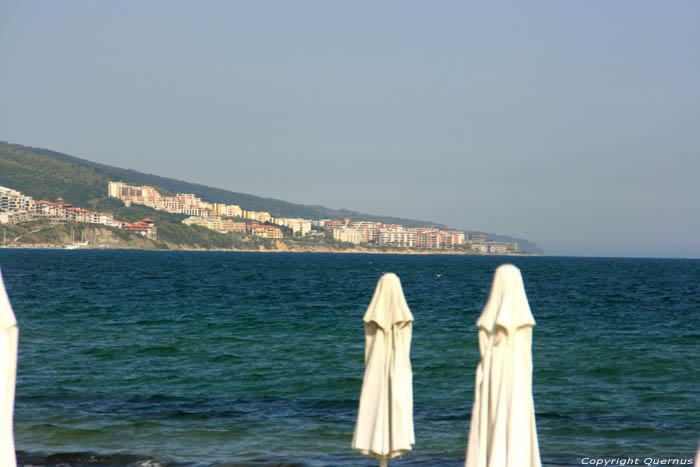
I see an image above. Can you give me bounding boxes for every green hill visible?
[0,141,543,253]
[1,142,443,228]
[0,143,244,249]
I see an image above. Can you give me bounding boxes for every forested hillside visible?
[2,142,443,228]
[0,142,542,253]
[0,143,174,207]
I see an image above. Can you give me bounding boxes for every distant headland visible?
[0,142,542,254]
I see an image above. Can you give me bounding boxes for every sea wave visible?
[16,451,175,467]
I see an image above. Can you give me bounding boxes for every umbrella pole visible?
[379,457,387,467]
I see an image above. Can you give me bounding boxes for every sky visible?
[1,1,699,258]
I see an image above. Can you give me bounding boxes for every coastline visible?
[0,242,541,256]
[2,217,535,256]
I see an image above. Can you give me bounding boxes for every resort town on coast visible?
[0,185,157,239]
[1,182,518,252]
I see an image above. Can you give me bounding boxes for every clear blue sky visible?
[1,1,698,257]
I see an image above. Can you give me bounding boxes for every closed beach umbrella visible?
[0,270,18,467]
[465,264,541,467]
[352,273,415,467]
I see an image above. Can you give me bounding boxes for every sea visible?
[0,250,698,466]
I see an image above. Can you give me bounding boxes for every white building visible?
[333,227,364,244]
[108,181,161,207]
[219,204,243,218]
[274,218,312,236]
[489,244,507,253]
[244,210,272,223]
[377,226,415,248]
[0,186,35,213]
[109,182,208,215]
[182,216,224,232]
[348,221,381,242]
[0,211,32,224]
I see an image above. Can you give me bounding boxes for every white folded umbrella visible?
[352,273,414,467]
[0,269,18,467]
[465,264,541,467]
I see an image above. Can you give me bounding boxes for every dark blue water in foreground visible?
[0,250,698,466]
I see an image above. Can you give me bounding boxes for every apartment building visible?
[222,220,247,233]
[214,203,243,218]
[121,219,157,240]
[274,217,312,236]
[489,244,507,253]
[469,232,487,244]
[0,211,32,224]
[0,186,35,214]
[348,221,381,242]
[108,182,161,207]
[34,201,62,218]
[472,243,489,253]
[320,217,477,250]
[323,219,345,232]
[109,182,209,216]
[244,210,272,223]
[377,226,415,248]
[182,216,223,231]
[248,224,283,239]
[1,185,156,239]
[449,231,466,246]
[333,227,363,244]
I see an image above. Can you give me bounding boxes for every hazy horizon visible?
[1,1,698,258]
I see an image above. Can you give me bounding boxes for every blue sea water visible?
[0,250,698,466]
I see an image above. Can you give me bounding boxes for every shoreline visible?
[0,243,541,256]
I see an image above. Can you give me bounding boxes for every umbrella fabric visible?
[0,270,18,467]
[352,273,415,461]
[465,264,541,467]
